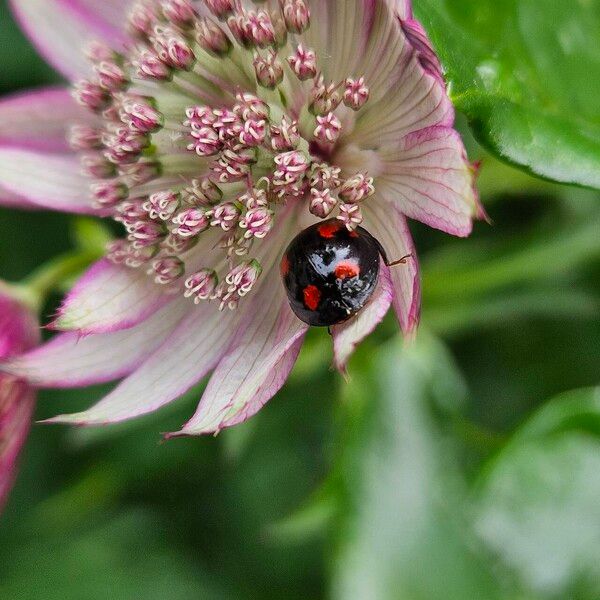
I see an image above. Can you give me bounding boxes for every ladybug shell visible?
[280,219,381,327]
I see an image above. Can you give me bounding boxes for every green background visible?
[0,1,599,598]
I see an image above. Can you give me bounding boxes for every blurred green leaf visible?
[0,511,233,600]
[476,387,600,599]
[331,334,511,600]
[422,213,600,302]
[415,0,600,189]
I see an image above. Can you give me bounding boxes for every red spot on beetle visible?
[318,221,340,238]
[280,254,290,276]
[335,260,360,280]
[303,285,321,310]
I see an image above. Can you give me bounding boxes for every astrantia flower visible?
[0,0,481,435]
[0,286,39,510]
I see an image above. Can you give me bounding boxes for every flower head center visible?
[71,0,374,310]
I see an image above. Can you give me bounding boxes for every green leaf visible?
[476,388,600,599]
[0,511,233,600]
[331,335,511,600]
[415,0,600,189]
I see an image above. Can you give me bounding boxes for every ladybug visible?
[281,218,408,327]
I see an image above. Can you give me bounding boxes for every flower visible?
[0,0,482,436]
[0,286,39,511]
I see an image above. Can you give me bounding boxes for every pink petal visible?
[4,300,188,388]
[400,17,444,85]
[0,383,35,511]
[0,87,88,152]
[44,303,239,426]
[0,146,96,214]
[378,126,477,237]
[0,290,39,511]
[171,286,308,437]
[0,186,35,209]
[363,202,421,336]
[346,3,453,147]
[331,259,393,372]
[52,259,172,335]
[10,0,128,81]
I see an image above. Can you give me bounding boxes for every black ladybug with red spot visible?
[281,219,408,327]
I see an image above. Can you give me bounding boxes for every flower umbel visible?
[0,0,480,435]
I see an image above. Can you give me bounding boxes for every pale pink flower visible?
[0,287,39,510]
[0,0,481,436]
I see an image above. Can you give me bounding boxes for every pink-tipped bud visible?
[310,75,342,115]
[185,269,218,303]
[85,40,119,64]
[92,180,129,208]
[121,99,163,133]
[234,93,270,121]
[273,150,310,185]
[133,49,172,81]
[69,124,103,151]
[128,1,161,38]
[337,202,364,231]
[239,118,267,147]
[214,259,262,309]
[161,0,197,27]
[288,45,317,81]
[128,220,167,248]
[144,190,181,221]
[152,26,196,70]
[343,77,370,110]
[81,153,117,179]
[151,256,185,285]
[119,161,162,186]
[310,162,342,191]
[212,148,256,183]
[185,105,217,128]
[314,112,342,144]
[172,207,210,237]
[270,116,300,152]
[182,177,223,206]
[244,10,276,48]
[339,173,375,203]
[209,202,242,231]
[115,198,148,228]
[239,188,268,209]
[309,188,337,218]
[239,207,274,239]
[195,18,232,56]
[227,13,252,47]
[187,126,222,156]
[281,0,310,34]
[107,238,156,267]
[162,232,199,254]
[103,126,149,164]
[212,108,243,142]
[95,61,129,92]
[206,0,235,20]
[253,51,284,89]
[73,79,111,112]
